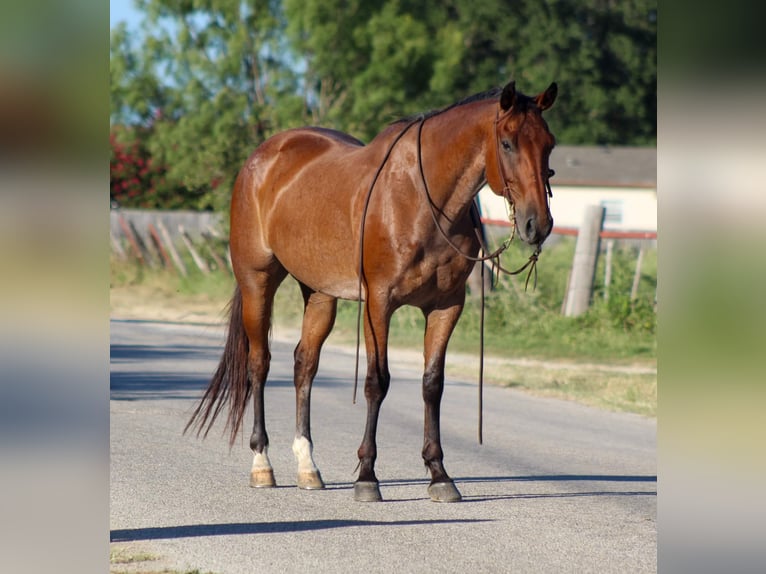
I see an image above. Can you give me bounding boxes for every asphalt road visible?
[110,318,656,574]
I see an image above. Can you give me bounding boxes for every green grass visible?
[447,359,656,417]
[111,236,656,415]
[322,237,656,365]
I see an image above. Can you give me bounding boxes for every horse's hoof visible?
[249,468,276,488]
[354,481,383,502]
[297,470,325,490]
[428,480,462,502]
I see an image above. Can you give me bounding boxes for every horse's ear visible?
[535,82,558,111]
[500,81,516,111]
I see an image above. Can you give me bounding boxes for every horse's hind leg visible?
[240,266,287,488]
[292,285,337,489]
[421,296,466,502]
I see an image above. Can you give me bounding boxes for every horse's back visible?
[257,126,364,164]
[238,126,364,198]
[230,127,370,296]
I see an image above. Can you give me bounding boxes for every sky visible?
[110,0,142,30]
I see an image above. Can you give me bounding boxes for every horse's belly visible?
[311,278,361,301]
[287,261,360,300]
[293,273,361,301]
[267,220,360,299]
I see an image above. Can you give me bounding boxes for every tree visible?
[512,0,656,145]
[285,0,656,145]
[111,0,656,210]
[284,0,438,139]
[110,0,304,210]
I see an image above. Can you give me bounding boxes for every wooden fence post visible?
[129,220,158,268]
[201,231,229,273]
[155,218,188,277]
[603,238,615,301]
[147,222,173,271]
[116,213,144,264]
[630,243,646,301]
[225,245,233,273]
[179,225,210,274]
[563,205,605,317]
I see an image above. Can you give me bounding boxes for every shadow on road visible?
[110,518,494,542]
[363,474,656,487]
[452,474,657,502]
[110,340,349,400]
[110,343,222,363]
[313,475,656,504]
[461,490,656,503]
[458,474,657,483]
[329,474,657,504]
[110,371,218,401]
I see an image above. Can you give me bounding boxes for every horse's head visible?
[486,80,558,247]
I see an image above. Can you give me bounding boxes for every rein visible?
[352,107,551,445]
[353,117,423,404]
[414,113,546,444]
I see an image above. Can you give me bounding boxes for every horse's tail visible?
[184,286,250,446]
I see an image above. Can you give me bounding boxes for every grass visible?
[111,236,656,416]
[447,359,656,417]
[326,236,657,365]
[110,546,217,574]
[110,548,158,565]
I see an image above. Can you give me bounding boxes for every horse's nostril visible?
[525,217,536,239]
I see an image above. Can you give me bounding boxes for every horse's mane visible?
[391,86,535,126]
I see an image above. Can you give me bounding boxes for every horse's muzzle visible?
[520,213,553,246]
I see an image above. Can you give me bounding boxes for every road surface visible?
[110,318,656,573]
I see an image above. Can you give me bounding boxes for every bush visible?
[110,125,208,209]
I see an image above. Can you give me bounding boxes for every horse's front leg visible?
[421,296,465,502]
[292,289,337,489]
[354,296,392,502]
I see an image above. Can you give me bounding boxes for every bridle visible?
[417,106,555,289]
[493,107,555,210]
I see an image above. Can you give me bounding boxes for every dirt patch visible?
[110,284,227,325]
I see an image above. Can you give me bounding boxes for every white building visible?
[478,145,657,233]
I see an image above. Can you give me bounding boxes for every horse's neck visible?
[419,102,494,222]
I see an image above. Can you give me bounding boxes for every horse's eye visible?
[547,168,555,178]
[501,140,512,152]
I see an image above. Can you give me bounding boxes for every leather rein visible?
[352,106,553,445]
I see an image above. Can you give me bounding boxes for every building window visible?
[600,199,623,225]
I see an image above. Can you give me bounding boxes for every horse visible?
[186,79,558,502]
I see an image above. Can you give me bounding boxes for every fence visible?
[110,208,229,277]
[481,206,657,316]
[111,207,656,315]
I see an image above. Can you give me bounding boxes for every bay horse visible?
[186,79,557,502]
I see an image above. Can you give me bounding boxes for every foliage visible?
[448,237,657,361]
[511,0,657,145]
[110,125,201,208]
[110,0,656,210]
[111,0,304,211]
[285,0,656,143]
